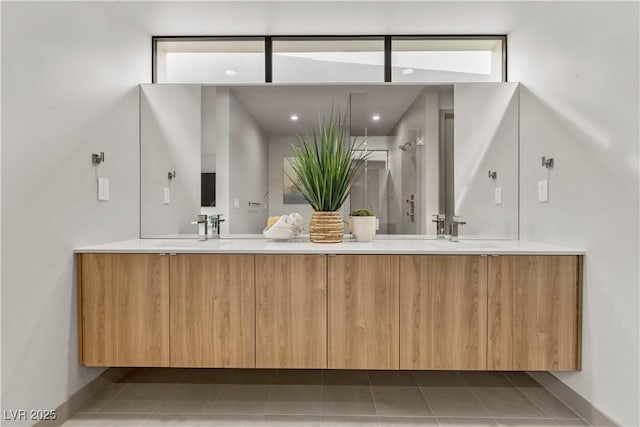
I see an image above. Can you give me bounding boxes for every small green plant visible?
[350,209,374,216]
[287,109,371,212]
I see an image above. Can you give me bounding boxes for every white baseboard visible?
[527,371,618,427]
[32,368,135,427]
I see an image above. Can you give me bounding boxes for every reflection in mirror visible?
[140,83,519,239]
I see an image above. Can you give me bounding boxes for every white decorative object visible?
[263,213,304,241]
[350,216,378,242]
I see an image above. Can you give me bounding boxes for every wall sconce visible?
[541,156,554,168]
[168,171,176,180]
[92,152,105,165]
[488,170,497,180]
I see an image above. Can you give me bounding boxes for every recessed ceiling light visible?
[290,115,299,121]
[402,68,414,75]
[372,114,381,121]
[225,69,237,76]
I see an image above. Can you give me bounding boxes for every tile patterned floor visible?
[62,369,590,427]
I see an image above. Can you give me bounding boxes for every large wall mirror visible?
[140,83,519,239]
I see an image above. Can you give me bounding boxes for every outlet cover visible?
[494,186,503,205]
[97,178,109,201]
[538,179,549,202]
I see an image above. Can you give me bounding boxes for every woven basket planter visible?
[309,211,344,243]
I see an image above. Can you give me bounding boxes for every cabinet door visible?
[488,255,581,370]
[328,255,399,369]
[256,255,327,368]
[80,253,170,367]
[400,255,487,370]
[170,254,255,368]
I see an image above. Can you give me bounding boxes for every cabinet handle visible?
[158,253,167,256]
[169,253,177,256]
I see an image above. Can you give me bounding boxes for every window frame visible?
[152,35,507,84]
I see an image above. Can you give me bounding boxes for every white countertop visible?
[74,237,584,255]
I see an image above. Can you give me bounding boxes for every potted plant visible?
[288,110,370,243]
[349,209,378,242]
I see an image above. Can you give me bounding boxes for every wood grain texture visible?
[328,255,399,369]
[77,254,84,364]
[400,255,487,370]
[256,255,327,368]
[170,254,255,368]
[488,255,581,371]
[81,253,170,367]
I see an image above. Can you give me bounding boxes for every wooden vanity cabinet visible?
[400,255,488,370]
[256,254,327,368]
[328,255,399,369]
[170,254,255,368]
[488,255,582,371]
[79,253,170,367]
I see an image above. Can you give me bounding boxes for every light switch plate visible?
[97,178,109,201]
[233,198,240,209]
[538,179,549,202]
[494,186,503,205]
[163,187,170,205]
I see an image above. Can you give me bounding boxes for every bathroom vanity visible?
[75,239,583,372]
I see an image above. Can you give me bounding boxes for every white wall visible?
[1,3,148,425]
[227,90,269,233]
[140,85,201,237]
[509,3,639,426]
[388,88,441,234]
[268,136,316,229]
[454,83,519,239]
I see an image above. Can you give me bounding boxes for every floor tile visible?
[495,419,556,426]
[208,384,272,414]
[182,369,232,384]
[412,371,466,387]
[166,384,223,400]
[502,372,542,388]
[141,413,204,426]
[473,387,545,418]
[115,383,176,400]
[322,385,376,416]
[553,419,590,426]
[100,398,163,414]
[378,416,438,426]
[276,370,323,385]
[324,370,371,386]
[153,398,214,414]
[201,414,322,426]
[263,415,323,426]
[437,418,497,427]
[200,414,266,426]
[369,371,417,386]
[132,368,188,383]
[321,416,380,426]
[459,372,513,387]
[421,386,489,417]
[265,385,323,415]
[371,386,432,417]
[77,384,127,412]
[62,413,147,426]
[228,369,278,384]
[518,388,578,419]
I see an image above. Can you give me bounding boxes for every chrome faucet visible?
[449,216,466,242]
[208,214,225,238]
[432,214,446,239]
[191,214,208,241]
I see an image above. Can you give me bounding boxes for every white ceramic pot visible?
[349,216,378,242]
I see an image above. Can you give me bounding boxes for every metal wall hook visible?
[92,152,104,165]
[541,157,554,168]
[488,170,497,180]
[168,171,176,180]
